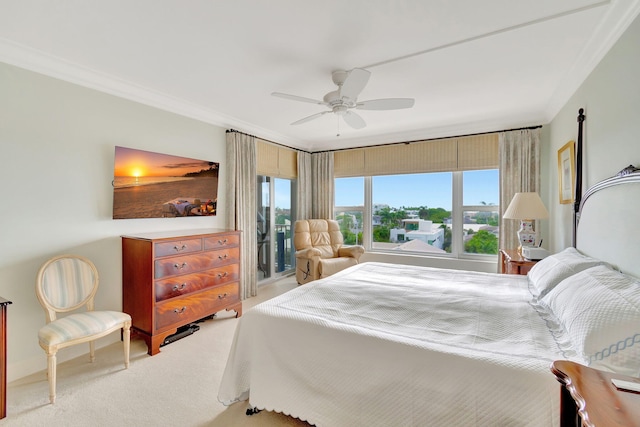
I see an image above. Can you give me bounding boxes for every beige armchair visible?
[293,219,365,285]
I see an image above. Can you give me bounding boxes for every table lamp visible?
[502,192,549,253]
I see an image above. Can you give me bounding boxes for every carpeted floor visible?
[5,275,312,426]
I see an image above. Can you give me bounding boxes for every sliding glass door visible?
[257,175,296,281]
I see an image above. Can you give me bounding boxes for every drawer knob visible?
[173,262,188,270]
[217,272,228,279]
[172,283,187,291]
[218,293,228,300]
[218,254,228,260]
[218,239,228,245]
[174,306,187,314]
[173,244,187,252]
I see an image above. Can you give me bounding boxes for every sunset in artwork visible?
[114,146,214,179]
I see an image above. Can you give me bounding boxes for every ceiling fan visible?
[272,68,415,130]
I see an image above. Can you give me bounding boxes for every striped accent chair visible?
[35,254,131,404]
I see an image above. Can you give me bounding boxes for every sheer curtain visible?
[311,151,335,219]
[499,128,541,251]
[225,131,257,299]
[296,151,312,220]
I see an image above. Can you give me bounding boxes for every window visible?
[257,176,296,280]
[334,177,364,245]
[462,170,499,255]
[333,133,499,259]
[255,139,298,281]
[334,169,499,258]
[372,173,452,253]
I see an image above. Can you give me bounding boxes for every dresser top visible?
[121,228,239,241]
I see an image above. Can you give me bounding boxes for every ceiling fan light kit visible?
[272,68,414,130]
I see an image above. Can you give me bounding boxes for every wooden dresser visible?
[122,229,242,355]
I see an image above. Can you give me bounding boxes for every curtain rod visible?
[227,124,543,154]
[315,124,544,154]
[226,129,312,154]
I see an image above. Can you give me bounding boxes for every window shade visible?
[457,133,498,170]
[333,148,365,177]
[334,133,498,177]
[256,139,297,179]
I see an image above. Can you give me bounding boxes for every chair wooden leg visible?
[89,340,95,363]
[123,325,130,369]
[47,351,57,404]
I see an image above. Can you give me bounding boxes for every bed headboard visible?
[576,166,640,278]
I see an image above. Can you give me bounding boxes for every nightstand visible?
[551,360,640,427]
[499,248,538,275]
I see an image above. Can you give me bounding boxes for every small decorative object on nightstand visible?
[551,360,640,427]
[499,249,538,275]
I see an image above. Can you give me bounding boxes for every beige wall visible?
[0,63,228,381]
[546,13,640,252]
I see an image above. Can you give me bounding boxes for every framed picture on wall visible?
[557,140,575,204]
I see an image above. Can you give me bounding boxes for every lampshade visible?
[503,192,549,220]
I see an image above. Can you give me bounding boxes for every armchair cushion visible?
[39,311,132,347]
[338,245,365,260]
[319,257,359,278]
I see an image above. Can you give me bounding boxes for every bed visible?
[218,164,640,424]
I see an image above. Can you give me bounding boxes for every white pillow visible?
[543,264,640,377]
[527,247,605,298]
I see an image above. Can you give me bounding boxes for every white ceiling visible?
[1,1,639,152]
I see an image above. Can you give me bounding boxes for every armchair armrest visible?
[338,245,365,261]
[295,247,322,259]
[295,247,322,285]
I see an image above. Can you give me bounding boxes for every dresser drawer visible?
[204,233,240,250]
[154,238,202,258]
[155,283,240,330]
[154,247,240,279]
[155,264,240,302]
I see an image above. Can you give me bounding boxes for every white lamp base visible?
[517,219,539,254]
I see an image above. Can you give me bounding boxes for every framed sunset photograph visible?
[112,146,219,219]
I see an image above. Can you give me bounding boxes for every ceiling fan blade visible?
[340,68,371,100]
[291,111,330,125]
[342,111,366,129]
[272,92,326,105]
[356,98,415,110]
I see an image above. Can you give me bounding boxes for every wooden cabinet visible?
[499,248,538,275]
[122,229,242,355]
[0,297,11,419]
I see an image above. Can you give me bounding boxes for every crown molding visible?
[0,37,305,149]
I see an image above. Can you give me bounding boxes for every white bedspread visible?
[218,262,577,426]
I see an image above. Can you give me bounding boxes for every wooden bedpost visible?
[573,108,585,247]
